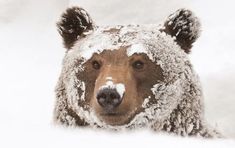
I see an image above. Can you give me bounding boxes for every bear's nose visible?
[96,88,122,109]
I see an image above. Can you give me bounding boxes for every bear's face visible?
[56,7,201,129]
[80,46,164,125]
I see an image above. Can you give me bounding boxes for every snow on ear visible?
[161,9,201,53]
[57,7,95,50]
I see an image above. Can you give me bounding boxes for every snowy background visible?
[0,0,235,147]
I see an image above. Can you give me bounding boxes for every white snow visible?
[1,0,235,147]
[106,80,114,86]
[115,83,125,98]
[73,31,120,60]
[106,77,113,81]
[98,82,125,98]
[126,43,148,57]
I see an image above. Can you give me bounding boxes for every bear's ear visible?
[160,9,201,53]
[57,7,95,50]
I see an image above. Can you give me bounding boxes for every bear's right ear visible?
[57,7,95,50]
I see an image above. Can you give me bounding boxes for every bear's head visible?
[55,7,201,129]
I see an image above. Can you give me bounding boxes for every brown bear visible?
[54,6,220,137]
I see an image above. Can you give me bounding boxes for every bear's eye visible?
[92,60,101,70]
[132,60,144,70]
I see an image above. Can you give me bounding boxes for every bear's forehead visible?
[64,24,189,83]
[68,24,180,61]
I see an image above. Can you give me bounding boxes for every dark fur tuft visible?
[161,9,201,53]
[57,7,95,50]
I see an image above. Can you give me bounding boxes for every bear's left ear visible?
[57,6,95,50]
[160,9,201,53]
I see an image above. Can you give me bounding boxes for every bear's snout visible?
[96,81,125,111]
[96,88,122,110]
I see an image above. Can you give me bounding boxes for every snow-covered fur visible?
[161,9,201,53]
[54,7,220,138]
[57,6,95,49]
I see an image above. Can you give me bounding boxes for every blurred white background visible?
[0,0,235,147]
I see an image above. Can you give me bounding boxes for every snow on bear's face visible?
[56,7,201,129]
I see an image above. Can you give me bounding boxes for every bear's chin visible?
[97,112,133,126]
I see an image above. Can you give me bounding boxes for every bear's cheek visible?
[75,66,99,105]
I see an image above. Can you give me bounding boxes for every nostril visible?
[98,97,105,103]
[97,93,105,106]
[99,93,107,99]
